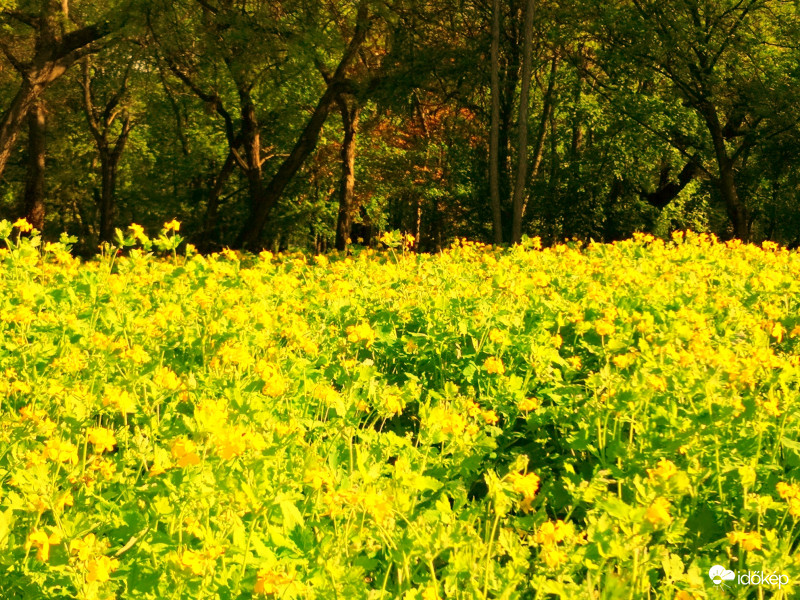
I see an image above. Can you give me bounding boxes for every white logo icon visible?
[709,565,735,586]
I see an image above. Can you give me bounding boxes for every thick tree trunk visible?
[489,0,502,245]
[334,95,360,251]
[701,101,749,241]
[23,99,46,230]
[98,158,116,241]
[0,82,43,181]
[511,0,536,244]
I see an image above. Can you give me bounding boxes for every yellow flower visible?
[508,471,540,500]
[254,568,293,594]
[70,533,103,561]
[488,328,507,344]
[645,497,672,526]
[421,585,440,600]
[758,395,781,417]
[346,322,375,346]
[171,438,201,467]
[647,458,678,483]
[771,322,786,343]
[102,389,137,415]
[612,352,637,369]
[304,467,334,490]
[13,218,33,232]
[381,391,404,416]
[483,356,505,374]
[518,397,539,412]
[214,426,248,460]
[178,549,209,576]
[86,555,119,583]
[595,321,615,337]
[439,411,466,435]
[777,481,800,500]
[647,375,667,392]
[534,520,570,545]
[154,366,181,390]
[567,356,582,369]
[43,439,79,464]
[164,219,181,232]
[27,529,60,562]
[128,223,146,239]
[55,490,75,512]
[540,546,567,568]
[674,591,697,600]
[87,427,116,454]
[727,530,762,551]
[482,409,499,425]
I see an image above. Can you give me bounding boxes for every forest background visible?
[1,0,799,255]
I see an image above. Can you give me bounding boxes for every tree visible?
[587,0,800,241]
[510,0,535,244]
[81,54,134,241]
[0,0,121,179]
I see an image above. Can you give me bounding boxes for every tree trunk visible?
[201,151,236,249]
[0,82,43,181]
[701,101,749,241]
[511,0,536,244]
[571,49,586,161]
[23,99,46,230]
[236,79,352,250]
[522,55,557,217]
[235,4,370,250]
[98,157,115,241]
[335,94,360,251]
[489,0,502,245]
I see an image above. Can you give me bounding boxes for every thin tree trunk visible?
[511,0,536,244]
[571,48,585,160]
[23,99,46,230]
[81,59,133,242]
[201,151,236,249]
[335,94,360,251]
[489,0,502,245]
[547,107,560,240]
[522,55,557,217]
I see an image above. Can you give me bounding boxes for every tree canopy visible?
[1,0,799,252]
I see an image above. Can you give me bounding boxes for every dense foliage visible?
[2,221,800,598]
[1,1,799,252]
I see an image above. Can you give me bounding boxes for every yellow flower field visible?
[1,220,800,599]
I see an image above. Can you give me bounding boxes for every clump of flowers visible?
[727,531,762,551]
[483,356,505,374]
[346,322,375,346]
